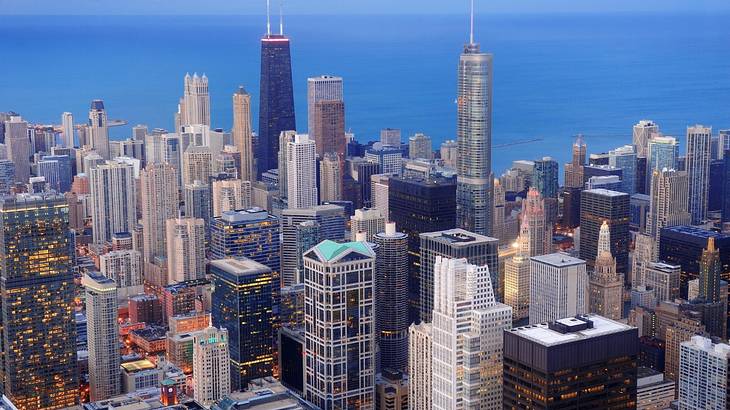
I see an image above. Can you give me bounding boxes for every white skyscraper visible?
[529,253,588,324]
[140,163,179,264]
[431,257,512,409]
[408,133,433,160]
[307,75,344,135]
[192,326,231,408]
[88,100,111,159]
[62,112,74,148]
[350,207,385,242]
[408,322,433,410]
[319,152,342,203]
[505,217,531,321]
[678,335,730,410]
[166,217,206,283]
[211,179,251,217]
[232,87,255,182]
[633,119,659,158]
[4,115,30,183]
[588,222,623,321]
[286,134,318,209]
[99,249,143,288]
[647,168,691,259]
[685,125,712,224]
[83,273,121,402]
[304,240,376,409]
[89,160,137,244]
[182,145,212,186]
[370,174,390,220]
[181,73,211,127]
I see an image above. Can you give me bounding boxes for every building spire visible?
[598,221,611,256]
[279,0,284,35]
[707,236,716,252]
[469,0,475,44]
[266,0,271,36]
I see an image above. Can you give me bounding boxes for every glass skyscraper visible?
[0,194,78,408]
[210,258,275,390]
[647,135,678,188]
[533,157,559,198]
[456,33,494,236]
[609,145,637,194]
[257,29,296,177]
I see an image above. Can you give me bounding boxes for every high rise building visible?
[522,187,551,257]
[99,249,143,289]
[678,336,730,410]
[456,25,494,236]
[408,133,432,159]
[62,111,74,147]
[83,273,121,402]
[389,176,456,322]
[419,229,498,323]
[564,134,586,189]
[646,135,678,187]
[319,152,342,203]
[211,179,251,217]
[88,99,111,159]
[0,160,15,194]
[408,322,432,410]
[350,207,385,242]
[579,188,630,274]
[39,155,73,193]
[686,125,712,224]
[699,237,722,304]
[307,76,344,155]
[365,144,403,176]
[181,73,211,127]
[166,217,206,283]
[529,253,588,324]
[0,194,78,408]
[373,223,409,373]
[371,174,390,220]
[533,157,559,199]
[280,204,345,286]
[504,315,638,409]
[645,262,681,303]
[505,215,531,321]
[210,258,274,390]
[182,145,212,186]
[192,326,231,407]
[286,134,318,209]
[440,140,458,169]
[647,168,691,259]
[257,20,295,177]
[184,180,210,225]
[431,257,512,409]
[144,133,182,189]
[589,221,623,320]
[4,115,30,183]
[633,120,659,159]
[90,160,137,245]
[609,144,637,194]
[380,128,401,147]
[304,240,376,409]
[723,147,730,224]
[140,163,179,264]
[492,179,506,244]
[209,208,281,273]
[232,87,255,182]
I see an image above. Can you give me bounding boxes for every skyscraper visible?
[286,134,318,209]
[419,228,498,323]
[373,223,409,373]
[647,168,691,259]
[408,133,433,160]
[83,272,121,402]
[99,249,143,289]
[685,124,712,224]
[319,152,342,203]
[579,188,630,274]
[504,315,638,409]
[522,187,551,257]
[646,135,678,186]
[311,99,346,160]
[564,134,586,189]
[89,160,137,245]
[609,144,637,194]
[699,237,722,304]
[350,207,385,242]
[192,326,231,407]
[211,179,251,217]
[257,17,295,177]
[529,253,588,324]
[456,16,494,236]
[140,163,179,264]
[88,99,111,159]
[232,86,255,182]
[533,157,559,199]
[210,258,274,390]
[307,75,343,133]
[678,336,730,410]
[588,222,623,320]
[182,145,212,185]
[633,120,659,159]
[304,240,376,409]
[408,322,432,410]
[61,111,74,148]
[209,208,281,273]
[380,128,401,147]
[4,115,30,183]
[723,147,730,225]
[0,194,78,408]
[431,257,512,409]
[166,217,206,283]
[504,212,532,322]
[184,180,210,226]
[181,73,211,127]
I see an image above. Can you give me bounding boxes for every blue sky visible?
[1,0,727,15]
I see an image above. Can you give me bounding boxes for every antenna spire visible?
[266,0,271,36]
[279,0,284,35]
[470,0,475,44]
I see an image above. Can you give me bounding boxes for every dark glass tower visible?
[0,194,78,408]
[257,31,296,178]
[579,188,630,275]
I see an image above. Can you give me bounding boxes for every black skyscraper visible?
[257,32,295,178]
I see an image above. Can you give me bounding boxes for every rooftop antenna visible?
[266,0,271,36]
[470,0,475,44]
[279,0,284,35]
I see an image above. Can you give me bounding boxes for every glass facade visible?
[533,157,559,199]
[0,194,78,408]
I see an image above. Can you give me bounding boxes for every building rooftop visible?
[121,359,157,373]
[209,258,271,276]
[219,207,273,223]
[583,188,628,197]
[420,228,497,246]
[508,315,633,347]
[662,225,730,240]
[530,252,586,268]
[312,240,375,262]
